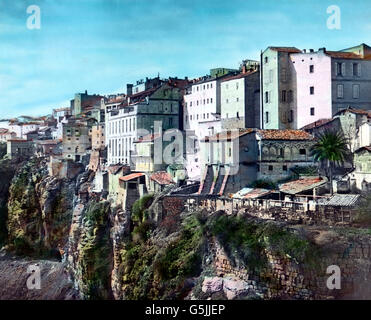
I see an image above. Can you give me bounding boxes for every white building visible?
[9,122,40,139]
[106,78,187,166]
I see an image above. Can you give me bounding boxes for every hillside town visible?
[2,43,371,222]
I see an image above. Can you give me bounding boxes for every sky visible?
[0,0,370,119]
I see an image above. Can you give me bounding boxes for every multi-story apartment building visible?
[62,117,95,162]
[220,60,260,130]
[106,77,188,166]
[183,68,238,181]
[261,43,371,130]
[198,128,315,195]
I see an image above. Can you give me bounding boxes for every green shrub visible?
[250,179,277,190]
[132,194,154,223]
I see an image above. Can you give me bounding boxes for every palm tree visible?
[310,130,349,195]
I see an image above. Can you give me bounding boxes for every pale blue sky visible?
[0,0,370,118]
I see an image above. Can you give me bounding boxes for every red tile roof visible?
[202,128,254,142]
[150,171,174,185]
[325,51,371,60]
[300,119,333,130]
[257,129,314,140]
[279,177,327,195]
[119,172,145,182]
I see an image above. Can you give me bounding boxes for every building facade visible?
[106,78,188,166]
[220,66,260,130]
[199,129,315,195]
[62,117,95,162]
[261,43,371,130]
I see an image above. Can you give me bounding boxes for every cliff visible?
[1,157,371,300]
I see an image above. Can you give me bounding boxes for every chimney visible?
[127,84,133,96]
[318,47,326,53]
[85,90,88,95]
[303,49,307,53]
[310,49,314,53]
[242,64,247,74]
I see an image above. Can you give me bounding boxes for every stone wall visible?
[205,236,371,300]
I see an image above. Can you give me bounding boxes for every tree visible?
[310,130,349,195]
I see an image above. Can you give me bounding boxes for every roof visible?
[325,51,371,60]
[150,171,174,185]
[279,177,327,195]
[202,128,254,142]
[220,70,258,82]
[233,188,273,199]
[8,139,29,143]
[135,133,161,143]
[355,146,371,153]
[334,106,371,118]
[300,119,333,131]
[268,47,302,53]
[317,194,361,207]
[0,128,8,134]
[119,172,145,182]
[107,164,125,175]
[37,140,60,145]
[256,129,314,140]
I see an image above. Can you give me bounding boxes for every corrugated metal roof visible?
[317,194,361,207]
[279,177,327,195]
[233,188,273,199]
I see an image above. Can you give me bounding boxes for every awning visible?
[119,172,145,182]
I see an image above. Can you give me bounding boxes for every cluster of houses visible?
[2,43,371,215]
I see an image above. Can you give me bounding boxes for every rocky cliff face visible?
[1,157,371,300]
[7,158,75,258]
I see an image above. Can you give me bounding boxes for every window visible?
[288,110,294,123]
[265,91,269,103]
[353,63,361,76]
[228,148,232,157]
[210,83,213,88]
[281,68,287,82]
[210,98,213,103]
[299,149,306,155]
[203,99,205,105]
[281,90,287,102]
[207,84,209,89]
[236,83,239,90]
[309,65,314,73]
[190,101,192,107]
[207,113,209,119]
[336,62,346,76]
[236,97,239,102]
[197,100,199,106]
[310,107,315,116]
[197,86,199,91]
[310,86,314,95]
[265,57,268,64]
[283,165,287,171]
[268,165,273,171]
[236,112,239,118]
[265,111,269,123]
[353,84,360,99]
[226,99,229,103]
[337,84,344,98]
[269,69,273,83]
[288,90,293,103]
[279,148,284,157]
[207,98,209,104]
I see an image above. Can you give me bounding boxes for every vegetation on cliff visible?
[6,158,73,258]
[75,201,113,300]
